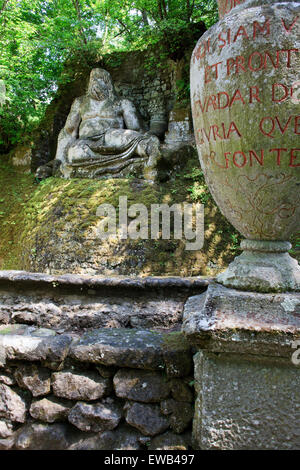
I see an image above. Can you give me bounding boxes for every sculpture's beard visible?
[88,82,110,101]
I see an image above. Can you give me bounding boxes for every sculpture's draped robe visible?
[68,129,149,176]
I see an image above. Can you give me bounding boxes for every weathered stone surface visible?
[0,270,208,290]
[169,378,193,402]
[149,431,190,450]
[70,329,165,370]
[67,433,104,450]
[0,419,14,438]
[68,401,122,433]
[0,384,26,423]
[0,271,207,331]
[3,294,186,333]
[70,328,192,376]
[162,332,193,377]
[0,345,5,367]
[218,240,300,293]
[30,397,72,423]
[125,402,169,436]
[0,324,55,337]
[46,68,161,183]
[15,423,73,450]
[69,425,143,450]
[113,369,170,403]
[160,399,193,434]
[14,364,51,397]
[96,365,117,378]
[52,370,111,401]
[183,283,300,357]
[191,0,300,293]
[0,370,15,386]
[0,325,72,365]
[193,350,300,450]
[0,310,10,325]
[0,436,15,450]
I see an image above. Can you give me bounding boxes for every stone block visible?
[70,328,192,376]
[0,419,14,438]
[183,283,300,357]
[125,402,169,436]
[15,423,74,450]
[193,350,300,450]
[15,364,51,397]
[182,283,300,450]
[113,369,170,402]
[30,397,72,423]
[0,325,72,366]
[0,384,27,423]
[52,370,111,401]
[69,424,143,450]
[149,431,191,450]
[68,401,122,433]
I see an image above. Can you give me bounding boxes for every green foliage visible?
[0,0,102,151]
[184,166,213,204]
[0,0,218,151]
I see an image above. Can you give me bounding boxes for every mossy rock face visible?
[0,151,298,276]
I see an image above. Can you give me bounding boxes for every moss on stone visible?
[162,332,191,352]
[0,152,298,276]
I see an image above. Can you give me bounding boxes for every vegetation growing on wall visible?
[0,151,246,277]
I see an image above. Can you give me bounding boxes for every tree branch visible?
[140,9,149,26]
[161,0,167,18]
[157,0,163,20]
[71,0,87,44]
[0,0,9,18]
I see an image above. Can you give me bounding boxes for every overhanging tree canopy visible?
[0,0,218,151]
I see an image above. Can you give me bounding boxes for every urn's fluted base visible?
[217,240,300,293]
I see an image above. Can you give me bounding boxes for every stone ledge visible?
[0,325,192,377]
[0,271,211,291]
[0,271,210,332]
[70,328,192,377]
[182,282,300,358]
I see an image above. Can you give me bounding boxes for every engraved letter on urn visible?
[191,0,300,292]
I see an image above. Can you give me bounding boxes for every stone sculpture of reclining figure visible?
[36,68,161,182]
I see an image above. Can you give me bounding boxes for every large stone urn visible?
[191,0,300,292]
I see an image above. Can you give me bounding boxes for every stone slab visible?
[0,324,72,366]
[70,328,192,377]
[193,350,300,450]
[0,270,210,290]
[113,369,170,402]
[0,324,192,377]
[183,282,300,358]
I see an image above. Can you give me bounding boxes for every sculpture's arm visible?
[64,97,82,137]
[121,99,143,132]
[55,97,82,164]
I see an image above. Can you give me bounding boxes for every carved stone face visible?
[87,68,115,101]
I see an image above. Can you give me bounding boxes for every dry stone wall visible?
[0,325,194,450]
[107,52,177,124]
[0,272,211,450]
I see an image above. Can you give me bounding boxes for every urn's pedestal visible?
[182,283,300,449]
